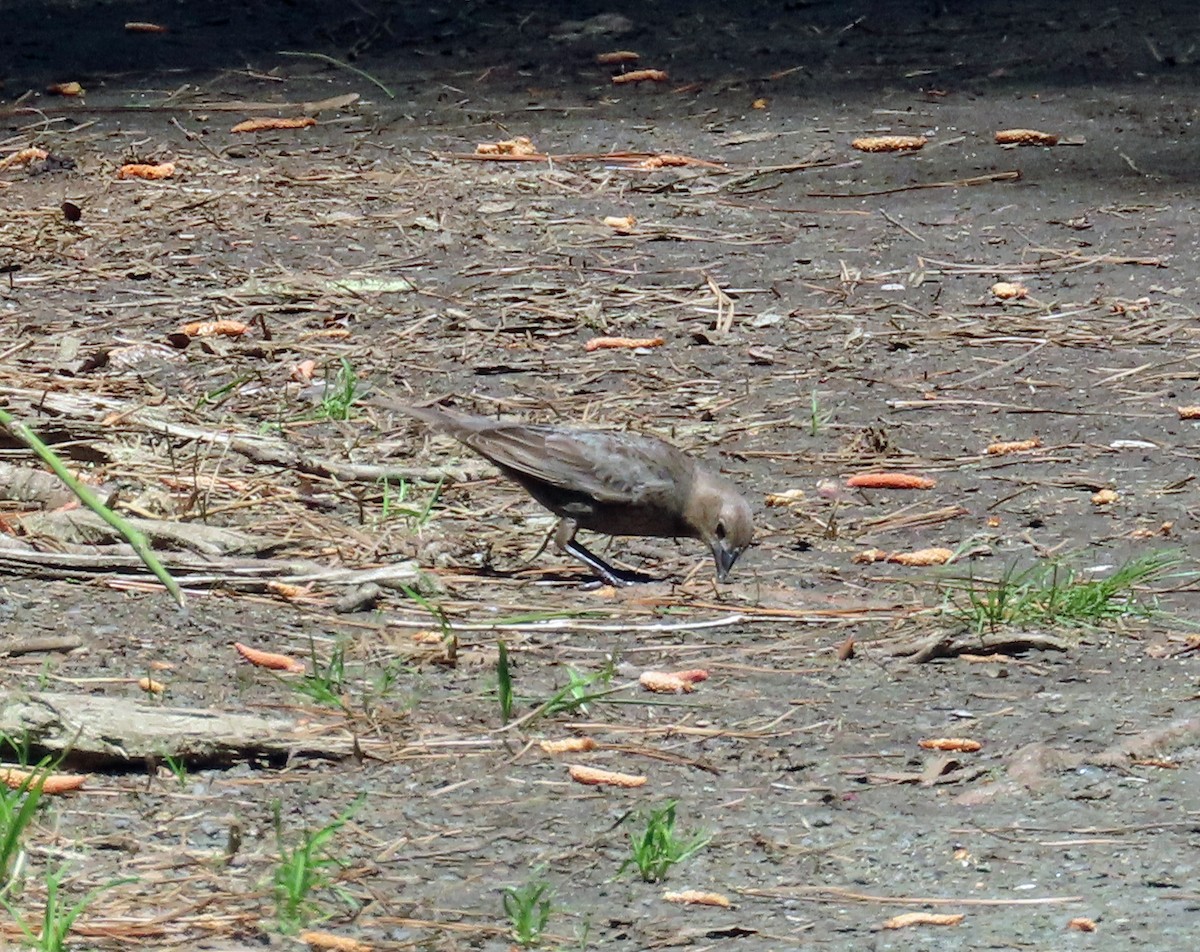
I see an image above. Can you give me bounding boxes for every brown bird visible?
[391,403,753,586]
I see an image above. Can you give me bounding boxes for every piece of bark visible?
[0,690,368,768]
[889,630,1070,662]
[18,510,261,556]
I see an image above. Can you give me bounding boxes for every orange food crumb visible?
[846,472,936,490]
[567,764,647,788]
[118,162,176,180]
[0,768,88,795]
[179,319,249,338]
[540,737,598,755]
[919,737,982,753]
[0,147,49,171]
[596,51,640,65]
[612,69,669,85]
[234,642,305,673]
[48,82,84,97]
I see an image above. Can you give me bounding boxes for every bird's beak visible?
[712,542,740,583]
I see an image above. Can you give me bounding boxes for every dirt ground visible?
[3,0,1200,949]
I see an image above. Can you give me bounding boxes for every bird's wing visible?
[463,425,683,505]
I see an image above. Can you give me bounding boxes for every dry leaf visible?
[1067,917,1097,933]
[986,437,1042,455]
[596,51,639,65]
[847,472,936,490]
[291,359,317,383]
[851,135,927,152]
[233,642,305,673]
[991,281,1028,299]
[1091,489,1118,506]
[995,128,1059,146]
[231,116,318,133]
[118,162,176,180]
[919,738,982,753]
[837,635,856,661]
[882,912,964,929]
[179,319,249,338]
[585,335,664,352]
[612,69,669,84]
[663,890,732,908]
[48,81,84,96]
[540,737,598,755]
[0,767,88,794]
[137,676,166,695]
[567,764,647,788]
[639,671,695,694]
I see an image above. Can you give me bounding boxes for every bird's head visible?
[691,473,754,583]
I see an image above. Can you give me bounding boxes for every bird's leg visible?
[554,520,653,587]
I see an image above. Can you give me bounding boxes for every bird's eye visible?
[715,520,726,540]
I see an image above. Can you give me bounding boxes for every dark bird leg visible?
[554,520,654,587]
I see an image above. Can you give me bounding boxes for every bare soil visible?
[3,1,1200,949]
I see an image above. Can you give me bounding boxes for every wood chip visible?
[846,472,936,490]
[612,69,669,84]
[882,912,964,929]
[540,737,598,755]
[231,116,318,133]
[663,890,732,908]
[596,51,639,65]
[0,767,88,794]
[851,135,927,152]
[125,21,169,33]
[991,281,1028,299]
[765,488,805,507]
[1177,406,1200,420]
[568,764,647,788]
[118,162,176,180]
[233,642,305,673]
[639,671,695,694]
[995,128,1059,146]
[585,335,664,352]
[919,737,982,752]
[48,81,84,96]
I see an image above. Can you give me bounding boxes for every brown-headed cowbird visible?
[390,402,753,586]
